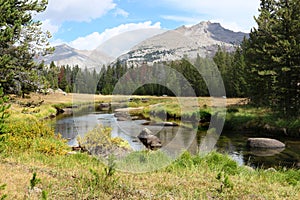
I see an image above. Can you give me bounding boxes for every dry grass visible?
[11,92,246,106]
[0,152,299,200]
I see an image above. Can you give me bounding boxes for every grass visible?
[0,93,299,199]
[224,104,300,136]
[0,150,299,199]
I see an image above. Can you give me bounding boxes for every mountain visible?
[117,21,248,65]
[39,44,113,69]
[40,28,165,69]
[95,28,166,58]
[40,21,248,68]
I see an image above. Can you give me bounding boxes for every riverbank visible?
[113,96,300,137]
[1,93,299,199]
[1,149,299,199]
[224,105,300,137]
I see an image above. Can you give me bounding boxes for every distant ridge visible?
[39,21,248,68]
[39,44,113,69]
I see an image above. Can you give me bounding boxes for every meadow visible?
[0,93,299,199]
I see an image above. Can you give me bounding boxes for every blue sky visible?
[36,0,260,50]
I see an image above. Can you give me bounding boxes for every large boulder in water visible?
[247,138,285,148]
[137,128,162,150]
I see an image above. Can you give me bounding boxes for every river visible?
[55,111,300,169]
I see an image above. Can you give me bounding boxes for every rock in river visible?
[137,128,162,150]
[247,138,285,148]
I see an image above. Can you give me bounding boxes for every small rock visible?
[72,145,87,152]
[67,151,77,155]
[64,108,73,115]
[265,167,277,172]
[29,187,42,194]
[244,165,255,172]
[49,113,56,119]
[142,121,179,126]
[138,128,162,150]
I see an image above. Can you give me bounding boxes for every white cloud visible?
[158,0,260,32]
[40,19,60,34]
[37,0,116,24]
[161,15,201,24]
[49,38,65,46]
[68,21,162,50]
[113,8,129,18]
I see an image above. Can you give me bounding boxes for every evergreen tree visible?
[213,47,247,97]
[243,0,300,116]
[0,0,52,96]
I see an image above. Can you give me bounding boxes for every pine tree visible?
[0,0,52,96]
[243,0,300,116]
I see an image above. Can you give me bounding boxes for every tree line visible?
[1,0,299,117]
[42,52,244,98]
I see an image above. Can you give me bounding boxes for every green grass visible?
[1,149,299,199]
[0,94,299,199]
[115,150,174,173]
[225,105,300,136]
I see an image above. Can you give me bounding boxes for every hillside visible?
[39,21,248,68]
[39,44,113,69]
[118,21,248,65]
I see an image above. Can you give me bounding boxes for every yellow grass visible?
[11,92,246,106]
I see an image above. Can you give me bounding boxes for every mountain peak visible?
[41,21,248,68]
[117,21,248,64]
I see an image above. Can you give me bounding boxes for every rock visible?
[114,112,130,121]
[137,128,162,150]
[99,103,110,108]
[46,88,54,94]
[49,113,56,118]
[141,121,179,126]
[62,108,73,115]
[72,145,87,152]
[247,138,285,148]
[265,167,277,172]
[244,166,255,172]
[154,122,179,126]
[54,88,67,95]
[98,103,111,111]
[67,151,77,155]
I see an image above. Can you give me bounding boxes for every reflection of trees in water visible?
[244,147,300,169]
[216,133,300,169]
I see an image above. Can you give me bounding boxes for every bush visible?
[77,125,131,157]
[4,118,69,155]
[0,87,10,135]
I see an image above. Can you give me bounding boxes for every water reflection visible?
[216,133,300,168]
[55,113,300,169]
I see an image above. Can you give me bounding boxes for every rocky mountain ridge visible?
[40,21,248,68]
[118,21,248,65]
[39,44,113,69]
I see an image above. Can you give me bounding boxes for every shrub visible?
[4,118,69,155]
[77,125,131,157]
[0,87,10,135]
